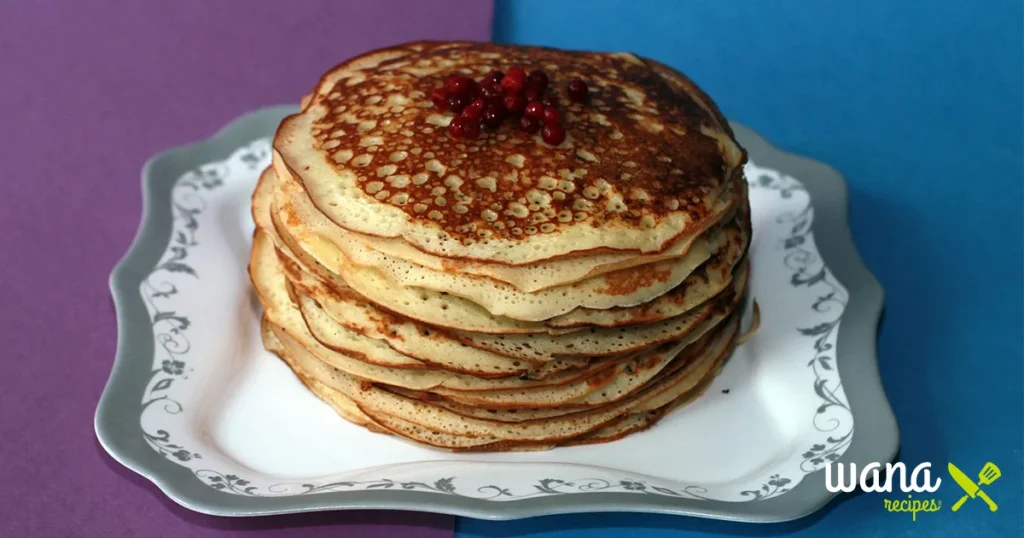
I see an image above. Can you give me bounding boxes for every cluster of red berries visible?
[430,66,588,145]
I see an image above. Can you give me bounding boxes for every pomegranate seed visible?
[501,76,524,95]
[462,119,482,139]
[462,99,486,120]
[567,79,588,102]
[501,66,526,94]
[542,106,559,125]
[541,93,559,108]
[525,101,545,119]
[479,83,504,107]
[486,70,504,86]
[524,87,541,102]
[527,70,549,92]
[503,93,526,114]
[465,79,481,100]
[430,88,448,110]
[541,123,566,145]
[446,75,474,97]
[446,94,469,113]
[519,115,540,134]
[482,105,505,128]
[448,116,466,139]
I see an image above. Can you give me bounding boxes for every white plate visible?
[96,106,897,521]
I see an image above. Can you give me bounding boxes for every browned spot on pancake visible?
[635,354,663,373]
[327,344,373,365]
[411,391,443,402]
[595,265,673,296]
[317,274,364,304]
[710,289,738,316]
[284,206,302,228]
[277,253,304,281]
[659,277,694,304]
[439,257,467,272]
[585,364,620,388]
[371,316,399,342]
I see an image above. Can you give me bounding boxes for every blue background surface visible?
[459,1,1024,537]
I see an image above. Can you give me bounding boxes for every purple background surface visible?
[0,1,492,536]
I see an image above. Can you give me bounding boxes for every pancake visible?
[263,313,722,450]
[290,224,745,363]
[297,292,521,378]
[252,41,753,451]
[335,184,734,293]
[265,175,749,374]
[260,315,385,431]
[273,153,738,289]
[259,168,746,338]
[273,165,735,321]
[427,318,727,409]
[547,210,750,328]
[254,228,556,391]
[448,268,745,361]
[291,268,611,379]
[267,310,739,444]
[274,42,745,264]
[255,169,573,380]
[270,186,559,335]
[254,229,723,396]
[257,168,567,335]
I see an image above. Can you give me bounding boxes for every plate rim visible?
[95,105,898,521]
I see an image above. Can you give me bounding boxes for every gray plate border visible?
[95,106,898,521]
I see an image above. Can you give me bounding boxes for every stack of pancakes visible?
[250,42,751,451]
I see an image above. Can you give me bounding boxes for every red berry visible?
[462,98,486,120]
[524,87,541,102]
[446,75,474,97]
[525,101,545,119]
[519,115,541,134]
[541,93,559,108]
[465,79,481,100]
[503,93,526,114]
[446,94,469,113]
[501,76,524,95]
[567,79,588,102]
[479,83,504,107]
[541,123,566,145]
[482,105,505,128]
[501,66,526,94]
[462,119,482,139]
[527,69,549,92]
[448,116,466,139]
[430,88,448,110]
[542,106,559,125]
[486,70,504,86]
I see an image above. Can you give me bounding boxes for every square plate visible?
[96,106,897,521]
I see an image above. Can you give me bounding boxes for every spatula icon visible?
[949,462,1000,512]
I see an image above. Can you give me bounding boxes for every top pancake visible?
[274,41,746,264]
